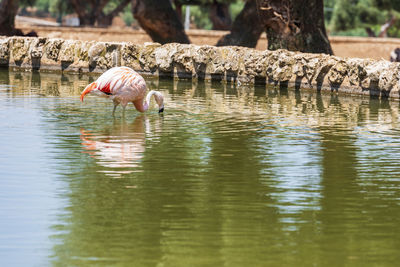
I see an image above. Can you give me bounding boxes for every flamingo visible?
[80,66,164,115]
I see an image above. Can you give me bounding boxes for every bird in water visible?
[80,66,164,115]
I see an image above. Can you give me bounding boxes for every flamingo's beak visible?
[80,82,97,102]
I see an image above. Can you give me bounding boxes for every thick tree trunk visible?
[217,0,332,55]
[69,0,95,26]
[0,0,19,35]
[209,0,232,30]
[132,0,190,44]
[261,0,333,54]
[174,0,183,22]
[216,0,264,47]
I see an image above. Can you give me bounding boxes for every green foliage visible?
[20,0,243,29]
[329,27,370,37]
[328,0,400,37]
[121,4,134,26]
[102,0,136,26]
[182,0,243,30]
[34,0,50,12]
[387,12,400,36]
[175,0,237,5]
[19,0,134,25]
[20,0,73,19]
[229,0,244,20]
[184,5,212,30]
[330,0,359,31]
[373,0,400,11]
[19,0,36,6]
[104,0,120,14]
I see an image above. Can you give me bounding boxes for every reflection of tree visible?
[315,97,400,264]
[311,95,400,265]
[0,66,9,86]
[6,70,93,97]
[204,120,280,266]
[351,98,400,265]
[318,126,359,265]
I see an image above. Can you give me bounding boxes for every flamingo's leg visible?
[121,102,128,117]
[112,100,119,116]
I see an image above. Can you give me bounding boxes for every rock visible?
[139,42,161,73]
[59,40,76,63]
[11,37,31,63]
[154,43,176,73]
[44,38,64,62]
[0,38,10,65]
[328,60,348,86]
[30,38,47,59]
[174,44,195,76]
[121,42,141,70]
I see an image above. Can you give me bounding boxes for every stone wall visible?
[0,36,399,99]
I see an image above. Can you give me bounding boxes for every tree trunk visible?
[97,0,131,26]
[132,0,190,44]
[209,0,232,30]
[70,0,128,27]
[261,0,333,54]
[69,0,95,26]
[174,0,183,22]
[217,0,332,55]
[216,0,264,47]
[0,0,19,35]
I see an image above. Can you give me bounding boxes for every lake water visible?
[1,69,400,266]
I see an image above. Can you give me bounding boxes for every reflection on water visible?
[1,69,400,266]
[80,115,162,177]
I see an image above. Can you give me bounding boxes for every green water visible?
[1,69,400,266]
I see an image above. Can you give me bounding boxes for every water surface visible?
[1,70,400,266]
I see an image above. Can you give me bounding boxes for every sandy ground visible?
[16,23,400,61]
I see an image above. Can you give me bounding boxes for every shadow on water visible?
[2,70,400,266]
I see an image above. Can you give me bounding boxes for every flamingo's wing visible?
[98,82,112,95]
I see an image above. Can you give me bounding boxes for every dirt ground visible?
[17,24,400,61]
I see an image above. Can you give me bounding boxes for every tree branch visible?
[106,0,131,17]
[378,16,396,37]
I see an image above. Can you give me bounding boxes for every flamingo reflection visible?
[80,115,161,177]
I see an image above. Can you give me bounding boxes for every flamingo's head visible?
[80,82,98,102]
[153,91,164,113]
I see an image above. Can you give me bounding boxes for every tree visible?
[216,0,264,47]
[132,0,190,44]
[260,0,333,54]
[329,0,400,38]
[0,0,38,36]
[174,0,234,30]
[69,0,131,26]
[0,0,20,35]
[217,0,333,55]
[208,0,232,30]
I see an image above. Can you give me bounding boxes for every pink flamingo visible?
[80,66,164,115]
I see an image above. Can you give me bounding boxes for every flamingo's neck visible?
[144,91,154,110]
[143,90,164,112]
[141,99,149,112]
